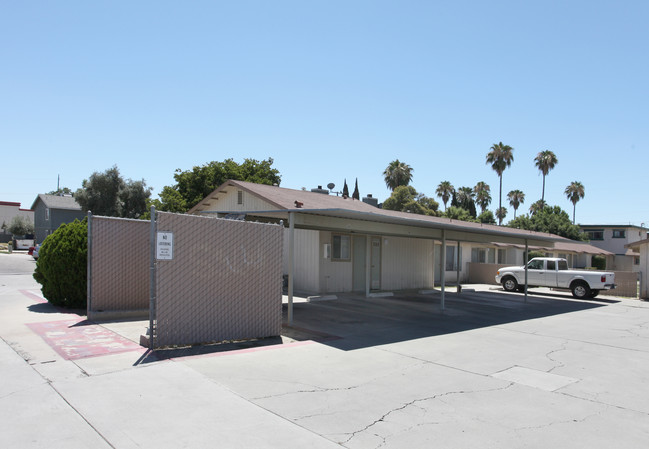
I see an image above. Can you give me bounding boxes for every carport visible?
[280,209,560,322]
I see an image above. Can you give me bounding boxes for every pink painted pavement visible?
[26,319,146,360]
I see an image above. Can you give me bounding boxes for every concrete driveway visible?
[2,253,649,448]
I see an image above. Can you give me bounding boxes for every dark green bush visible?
[33,218,87,308]
[592,255,606,270]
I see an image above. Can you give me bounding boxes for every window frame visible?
[612,229,626,239]
[331,234,351,261]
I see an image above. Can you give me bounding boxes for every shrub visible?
[592,255,606,270]
[33,218,87,308]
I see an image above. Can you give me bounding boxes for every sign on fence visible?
[156,231,174,260]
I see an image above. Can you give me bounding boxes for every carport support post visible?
[524,239,529,303]
[456,240,461,293]
[365,234,371,297]
[441,230,446,310]
[288,211,295,325]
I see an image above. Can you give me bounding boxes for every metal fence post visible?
[87,211,93,319]
[149,206,156,350]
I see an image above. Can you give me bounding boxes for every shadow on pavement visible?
[283,290,612,351]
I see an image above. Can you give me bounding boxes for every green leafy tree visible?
[435,181,454,211]
[486,142,514,225]
[507,189,525,219]
[508,205,586,240]
[47,187,73,195]
[160,158,281,212]
[477,210,496,224]
[383,160,413,191]
[445,206,474,221]
[75,166,152,218]
[564,181,585,224]
[382,186,438,216]
[534,150,558,204]
[8,215,34,236]
[473,181,491,213]
[33,218,88,308]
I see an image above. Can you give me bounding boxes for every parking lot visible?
[2,253,649,448]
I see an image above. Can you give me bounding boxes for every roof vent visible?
[294,201,303,208]
[362,194,378,207]
[310,185,330,195]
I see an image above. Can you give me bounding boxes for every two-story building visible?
[0,201,35,243]
[580,224,647,272]
[30,194,86,243]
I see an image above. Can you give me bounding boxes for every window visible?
[635,257,640,265]
[528,259,544,270]
[547,260,556,271]
[558,260,568,270]
[332,234,351,261]
[446,246,462,271]
[45,208,50,220]
[487,249,495,264]
[471,248,486,263]
[237,190,243,205]
[497,249,506,264]
[612,229,626,238]
[586,230,604,240]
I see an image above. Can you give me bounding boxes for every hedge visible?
[33,218,87,309]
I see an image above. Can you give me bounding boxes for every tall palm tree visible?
[534,150,558,204]
[435,181,454,211]
[564,181,585,224]
[383,160,413,191]
[507,189,525,219]
[485,142,514,225]
[473,181,491,213]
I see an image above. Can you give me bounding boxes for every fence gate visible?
[151,211,284,348]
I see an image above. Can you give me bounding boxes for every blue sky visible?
[2,1,647,226]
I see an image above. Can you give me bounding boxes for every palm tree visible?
[435,181,454,211]
[473,181,491,213]
[534,150,558,204]
[383,160,413,191]
[564,181,585,224]
[507,189,525,219]
[495,207,508,224]
[529,199,546,215]
[485,142,514,225]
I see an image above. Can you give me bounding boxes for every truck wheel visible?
[502,277,518,292]
[571,281,591,299]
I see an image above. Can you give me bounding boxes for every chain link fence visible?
[87,212,284,348]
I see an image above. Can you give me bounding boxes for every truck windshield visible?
[558,260,568,270]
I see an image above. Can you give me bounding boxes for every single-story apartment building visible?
[189,180,576,305]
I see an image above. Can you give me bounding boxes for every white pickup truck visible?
[495,257,616,299]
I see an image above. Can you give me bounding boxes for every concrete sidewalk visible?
[2,252,649,448]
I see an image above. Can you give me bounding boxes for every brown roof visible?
[626,238,649,249]
[191,180,569,244]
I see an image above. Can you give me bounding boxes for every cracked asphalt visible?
[2,252,649,448]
